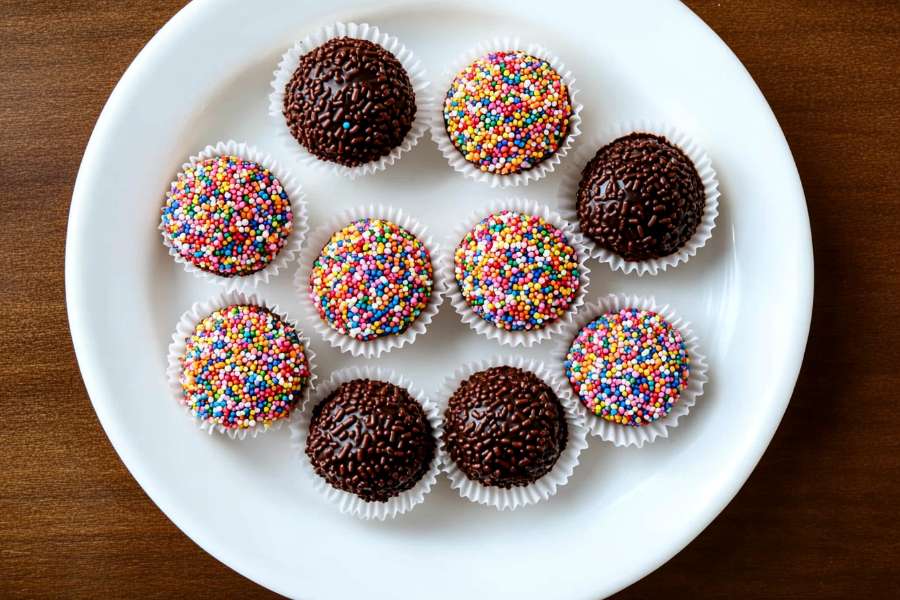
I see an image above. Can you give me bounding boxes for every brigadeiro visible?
[448,198,589,347]
[556,294,708,447]
[167,292,315,439]
[443,366,568,489]
[433,41,582,186]
[567,306,690,425]
[566,127,719,275]
[270,23,429,176]
[305,378,437,506]
[160,141,307,285]
[299,206,444,358]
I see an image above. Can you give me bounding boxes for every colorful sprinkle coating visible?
[443,50,572,175]
[455,210,580,331]
[179,305,310,431]
[161,155,293,277]
[564,308,690,426]
[309,218,434,341]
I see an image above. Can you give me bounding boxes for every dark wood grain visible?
[1,1,898,598]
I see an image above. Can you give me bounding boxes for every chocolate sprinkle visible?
[282,37,417,167]
[575,132,705,261]
[442,366,568,488]
[306,379,435,502]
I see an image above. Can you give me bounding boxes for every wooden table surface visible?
[2,1,898,597]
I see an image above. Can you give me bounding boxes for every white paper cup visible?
[269,22,431,179]
[437,355,588,510]
[558,120,720,276]
[295,204,446,358]
[428,38,583,187]
[289,366,442,520]
[159,141,308,290]
[442,197,590,347]
[553,294,708,447]
[166,290,317,440]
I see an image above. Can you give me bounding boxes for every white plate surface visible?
[65,1,813,598]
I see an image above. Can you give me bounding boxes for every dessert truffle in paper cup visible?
[430,39,583,187]
[289,366,442,520]
[296,204,446,358]
[166,290,316,440]
[443,197,590,347]
[555,294,708,447]
[159,140,308,289]
[269,22,431,178]
[559,120,720,276]
[437,355,588,510]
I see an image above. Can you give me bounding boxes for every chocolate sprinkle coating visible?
[443,366,568,489]
[306,379,435,502]
[282,37,417,167]
[576,133,705,261]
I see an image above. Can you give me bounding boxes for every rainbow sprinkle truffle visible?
[564,308,690,426]
[455,210,580,331]
[161,155,293,277]
[179,304,311,432]
[309,218,434,341]
[443,50,572,175]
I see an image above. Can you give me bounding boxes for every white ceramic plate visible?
[65,1,813,598]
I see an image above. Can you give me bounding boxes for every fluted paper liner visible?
[269,22,431,179]
[442,197,590,347]
[159,140,309,290]
[166,290,317,440]
[553,294,708,447]
[437,355,589,510]
[295,204,447,358]
[558,120,720,276]
[429,38,583,187]
[289,366,442,520]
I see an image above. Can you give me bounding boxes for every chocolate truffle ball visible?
[442,366,568,488]
[306,379,435,502]
[282,37,417,167]
[576,132,705,261]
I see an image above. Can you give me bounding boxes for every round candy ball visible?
[564,307,691,426]
[309,218,434,341]
[283,37,417,167]
[443,50,572,175]
[179,304,311,431]
[454,210,581,331]
[305,379,435,502]
[161,155,293,277]
[443,366,568,488]
[576,133,705,261]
